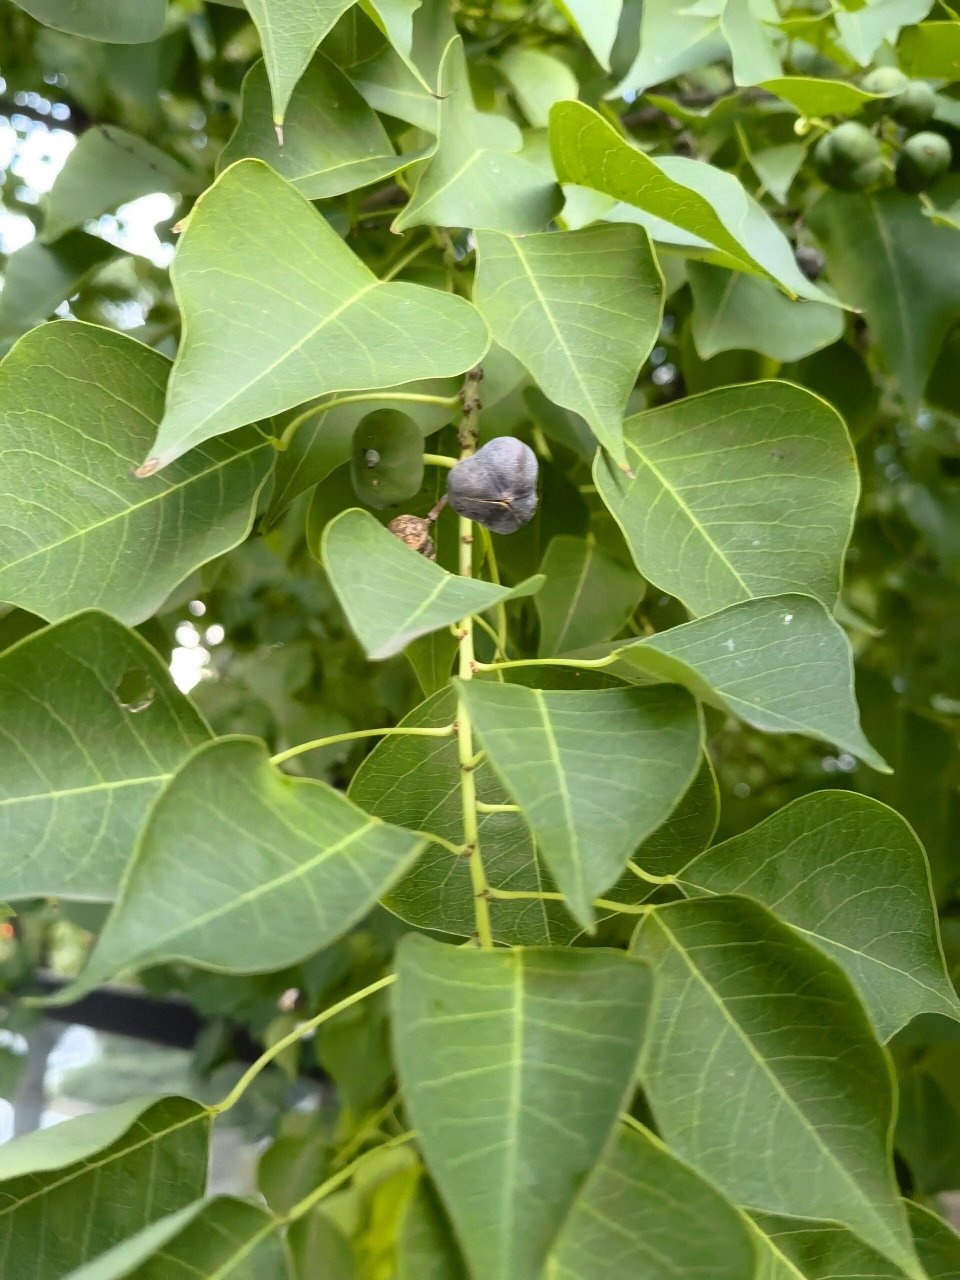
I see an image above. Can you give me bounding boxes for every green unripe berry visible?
[814,126,883,191]
[861,66,909,97]
[892,80,937,127]
[896,131,952,192]
[828,122,882,166]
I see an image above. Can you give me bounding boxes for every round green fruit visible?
[896,131,952,192]
[892,80,937,127]
[828,121,881,165]
[861,66,909,97]
[350,410,425,510]
[814,128,884,191]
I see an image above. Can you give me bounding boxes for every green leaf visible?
[678,790,958,1039]
[0,322,272,624]
[0,611,211,902]
[0,232,116,344]
[474,224,662,463]
[809,187,960,413]
[609,594,886,769]
[392,38,562,235]
[535,535,644,657]
[744,141,806,205]
[323,509,543,661]
[614,0,727,95]
[593,382,857,616]
[288,1211,355,1280]
[616,754,719,884]
[688,262,844,361]
[499,47,579,128]
[551,102,832,302]
[67,1198,286,1280]
[835,0,935,65]
[348,687,580,947]
[897,1067,960,1194]
[405,628,458,697]
[557,0,623,69]
[750,1210,905,1279]
[244,0,356,126]
[551,1122,758,1279]
[148,160,488,469]
[457,680,701,927]
[0,1096,210,1277]
[42,126,195,244]
[398,1178,467,1280]
[911,1201,960,1278]
[898,22,960,77]
[634,896,923,1278]
[221,55,413,199]
[51,736,426,1002]
[8,0,166,42]
[760,76,893,117]
[393,936,651,1280]
[721,0,781,84]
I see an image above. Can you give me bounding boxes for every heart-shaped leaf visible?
[146,160,489,470]
[474,224,663,463]
[393,936,651,1280]
[244,0,356,126]
[609,594,887,769]
[323,509,543,660]
[43,125,196,243]
[221,54,414,199]
[393,39,562,235]
[457,679,702,927]
[635,896,923,1278]
[0,1096,210,1275]
[594,381,856,616]
[551,1122,758,1279]
[0,322,273,624]
[348,686,580,947]
[550,101,832,302]
[688,262,844,361]
[678,790,959,1039]
[0,612,211,902]
[50,736,426,1002]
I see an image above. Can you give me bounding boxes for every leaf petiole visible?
[271,724,456,767]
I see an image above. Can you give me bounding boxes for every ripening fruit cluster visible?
[813,68,953,195]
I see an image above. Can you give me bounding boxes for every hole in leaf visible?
[114,669,155,713]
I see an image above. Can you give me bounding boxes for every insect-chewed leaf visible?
[393,936,651,1280]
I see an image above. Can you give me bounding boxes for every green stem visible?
[473,611,507,661]
[214,974,396,1114]
[455,368,494,949]
[476,801,520,814]
[627,861,677,887]
[479,525,509,660]
[488,887,654,916]
[474,654,621,673]
[279,392,461,450]
[284,1132,417,1225]
[422,452,456,470]
[271,724,455,767]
